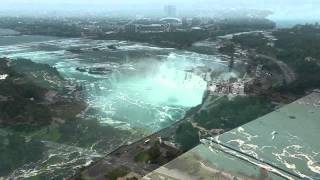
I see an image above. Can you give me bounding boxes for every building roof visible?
[160,17,182,24]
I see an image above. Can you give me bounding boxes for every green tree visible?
[175,122,199,151]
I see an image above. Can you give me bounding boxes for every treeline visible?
[194,96,272,129]
[218,18,275,33]
[0,17,276,49]
[232,33,268,50]
[230,24,320,95]
[0,17,82,37]
[0,59,51,126]
[272,24,320,94]
[0,57,86,128]
[175,96,273,151]
[100,31,210,49]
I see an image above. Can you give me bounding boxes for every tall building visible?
[124,24,137,33]
[164,5,177,17]
[182,17,188,27]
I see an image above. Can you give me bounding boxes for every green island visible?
[0,58,145,177]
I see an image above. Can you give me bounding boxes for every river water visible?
[0,35,233,178]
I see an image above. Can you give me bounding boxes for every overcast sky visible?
[0,0,319,21]
[0,0,316,6]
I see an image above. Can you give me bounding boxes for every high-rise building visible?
[182,17,188,27]
[164,5,177,17]
[124,24,137,33]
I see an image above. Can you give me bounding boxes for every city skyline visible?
[0,0,319,22]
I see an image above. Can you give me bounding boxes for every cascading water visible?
[0,36,232,178]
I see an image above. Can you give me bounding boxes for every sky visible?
[0,0,316,7]
[0,0,319,21]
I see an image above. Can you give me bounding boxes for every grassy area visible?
[232,33,269,50]
[101,31,210,48]
[195,96,273,130]
[230,24,320,95]
[134,142,162,164]
[175,122,199,151]
[134,151,151,163]
[174,96,273,152]
[272,24,320,94]
[104,167,129,180]
[0,58,55,126]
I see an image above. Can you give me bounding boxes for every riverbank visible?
[1,22,304,179]
[0,57,149,178]
[72,32,266,179]
[72,25,319,179]
[1,35,224,178]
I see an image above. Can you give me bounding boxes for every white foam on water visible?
[8,141,102,179]
[1,37,232,178]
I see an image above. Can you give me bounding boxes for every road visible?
[256,54,296,84]
[219,30,296,84]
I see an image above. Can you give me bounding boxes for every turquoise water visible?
[0,36,232,178]
[0,38,230,130]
